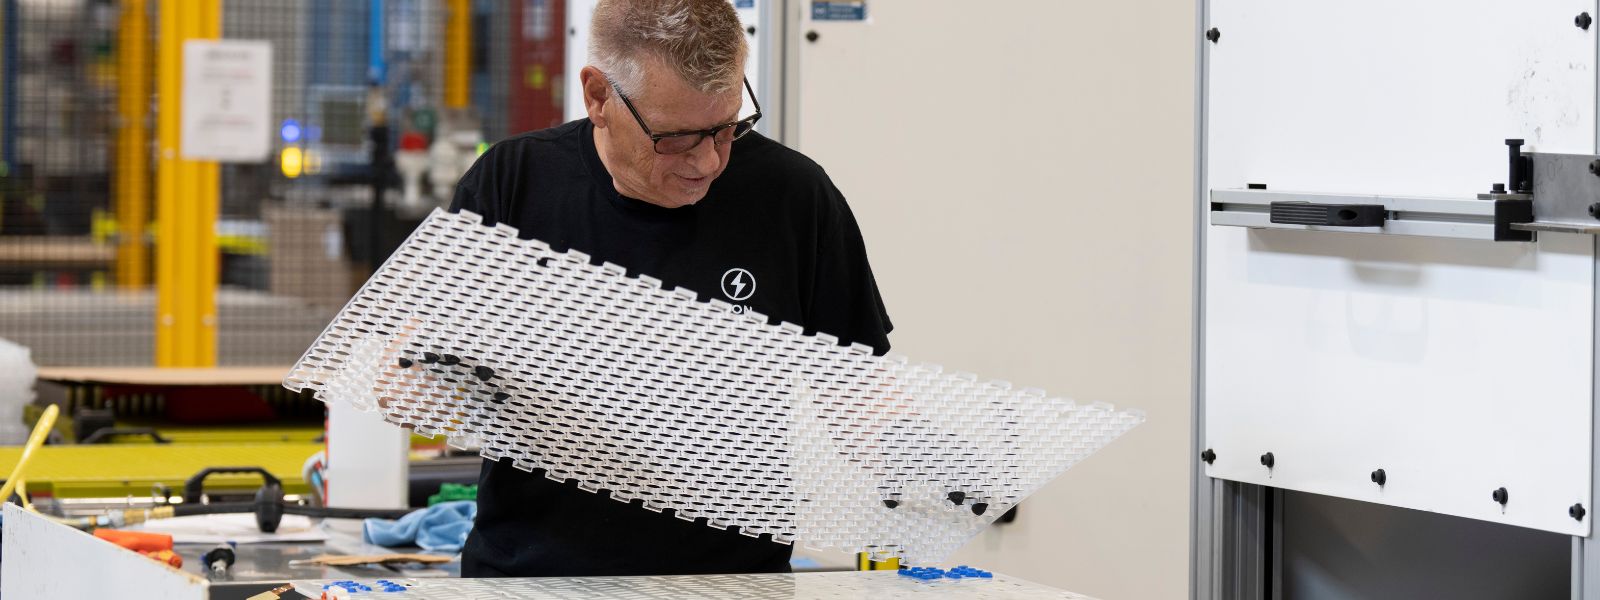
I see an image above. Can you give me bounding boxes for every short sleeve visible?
[806,185,894,355]
[449,144,506,226]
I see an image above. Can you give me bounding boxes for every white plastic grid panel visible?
[286,209,1143,564]
[293,572,1100,599]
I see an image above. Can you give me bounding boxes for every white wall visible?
[793,2,1195,598]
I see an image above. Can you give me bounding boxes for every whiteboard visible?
[1204,0,1596,536]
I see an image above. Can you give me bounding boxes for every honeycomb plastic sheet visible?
[285,209,1144,564]
[292,572,1101,599]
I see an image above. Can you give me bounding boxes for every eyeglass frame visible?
[607,76,763,154]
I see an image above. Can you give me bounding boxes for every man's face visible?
[584,63,744,208]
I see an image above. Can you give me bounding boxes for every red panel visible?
[508,0,567,134]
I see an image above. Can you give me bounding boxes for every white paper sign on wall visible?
[181,40,273,162]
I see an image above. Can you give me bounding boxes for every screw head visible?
[1492,487,1509,505]
[1579,12,1593,30]
[1370,469,1387,486]
[1572,503,1587,521]
[1201,449,1216,464]
[1206,28,1221,43]
[1260,452,1275,468]
[1491,183,1507,193]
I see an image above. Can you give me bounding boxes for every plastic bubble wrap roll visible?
[285,209,1144,564]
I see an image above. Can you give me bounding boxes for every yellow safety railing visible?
[445,0,472,109]
[155,0,221,366]
[116,0,150,289]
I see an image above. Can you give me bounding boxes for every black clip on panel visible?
[1269,202,1387,227]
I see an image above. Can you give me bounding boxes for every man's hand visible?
[373,321,429,430]
[371,320,505,436]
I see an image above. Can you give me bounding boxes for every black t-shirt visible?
[449,119,893,577]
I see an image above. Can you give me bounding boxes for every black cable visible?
[284,505,412,520]
[171,501,413,526]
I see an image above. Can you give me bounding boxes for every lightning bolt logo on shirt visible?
[721,268,756,302]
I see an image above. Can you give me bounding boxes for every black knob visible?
[1589,203,1600,218]
[1492,487,1509,506]
[1260,452,1275,468]
[805,30,819,43]
[1490,183,1507,193]
[1370,469,1387,486]
[883,499,898,509]
[1205,28,1221,43]
[1572,503,1587,521]
[971,502,989,516]
[1580,12,1593,30]
[746,25,756,35]
[947,491,966,505]
[1201,449,1216,464]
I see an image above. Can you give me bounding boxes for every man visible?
[451,0,893,578]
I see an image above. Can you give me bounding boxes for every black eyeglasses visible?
[608,77,762,154]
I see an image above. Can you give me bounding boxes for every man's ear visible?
[580,66,610,128]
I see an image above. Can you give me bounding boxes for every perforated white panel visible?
[286,209,1143,564]
[293,572,1098,600]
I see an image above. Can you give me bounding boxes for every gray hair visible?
[589,0,748,97]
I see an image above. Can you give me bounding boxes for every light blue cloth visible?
[362,500,477,552]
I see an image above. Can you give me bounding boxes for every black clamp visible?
[1270,202,1386,227]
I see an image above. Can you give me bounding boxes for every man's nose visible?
[683,135,721,173]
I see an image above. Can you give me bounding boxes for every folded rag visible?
[362,500,476,552]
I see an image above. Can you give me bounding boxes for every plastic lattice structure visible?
[293,572,1102,599]
[285,209,1143,564]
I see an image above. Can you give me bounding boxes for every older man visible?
[452,0,892,577]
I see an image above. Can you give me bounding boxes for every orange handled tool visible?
[141,549,184,568]
[94,529,174,553]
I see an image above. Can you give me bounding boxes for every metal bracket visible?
[1510,153,1600,235]
[1210,189,1533,242]
[1209,142,1600,242]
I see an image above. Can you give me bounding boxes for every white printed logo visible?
[720,268,756,301]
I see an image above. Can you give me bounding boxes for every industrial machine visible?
[1193,2,1600,598]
